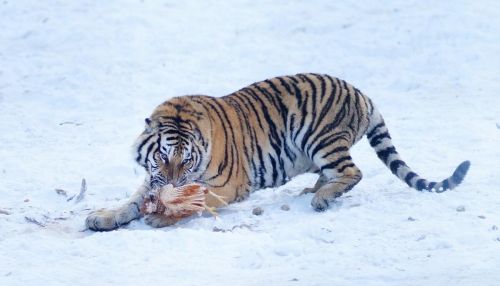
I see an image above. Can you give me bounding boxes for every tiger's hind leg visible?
[310,148,362,211]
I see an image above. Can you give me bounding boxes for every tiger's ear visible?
[145,118,153,133]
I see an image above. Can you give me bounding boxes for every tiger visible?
[86,73,470,231]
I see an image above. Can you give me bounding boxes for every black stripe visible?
[307,91,350,147]
[307,96,350,152]
[255,144,266,188]
[277,76,293,94]
[201,99,231,183]
[442,179,450,191]
[306,76,338,153]
[269,154,278,186]
[289,114,296,138]
[263,80,289,120]
[163,129,196,141]
[315,74,327,101]
[205,144,236,188]
[243,88,285,179]
[367,97,375,115]
[300,74,317,115]
[157,115,190,125]
[369,132,391,147]
[289,75,299,84]
[225,98,251,180]
[338,163,355,173]
[254,84,287,145]
[135,134,155,164]
[237,92,267,133]
[246,129,259,186]
[354,89,363,133]
[389,160,406,175]
[367,122,385,139]
[283,131,297,162]
[131,202,141,214]
[404,172,418,186]
[191,146,203,173]
[300,75,319,151]
[293,88,309,143]
[302,76,339,156]
[326,75,338,105]
[376,146,397,164]
[145,141,157,165]
[310,132,349,159]
[290,78,303,107]
[256,83,285,120]
[416,179,427,191]
[321,146,349,159]
[320,156,352,172]
[243,88,283,147]
[428,182,437,190]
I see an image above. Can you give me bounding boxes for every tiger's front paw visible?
[311,194,330,212]
[144,214,179,228]
[85,209,120,231]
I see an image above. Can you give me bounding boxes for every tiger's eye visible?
[160,153,169,163]
[181,158,192,166]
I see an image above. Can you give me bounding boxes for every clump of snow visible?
[1,1,499,286]
[252,207,264,216]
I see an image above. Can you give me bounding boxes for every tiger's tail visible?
[365,108,470,192]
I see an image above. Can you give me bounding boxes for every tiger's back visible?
[216,74,373,189]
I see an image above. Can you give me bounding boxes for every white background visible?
[1,1,499,285]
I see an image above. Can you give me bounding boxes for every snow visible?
[1,0,499,285]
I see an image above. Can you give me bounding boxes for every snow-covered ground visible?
[1,1,499,285]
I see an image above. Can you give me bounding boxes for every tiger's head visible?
[133,97,211,190]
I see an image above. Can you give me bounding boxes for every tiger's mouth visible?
[149,177,168,190]
[149,177,193,190]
